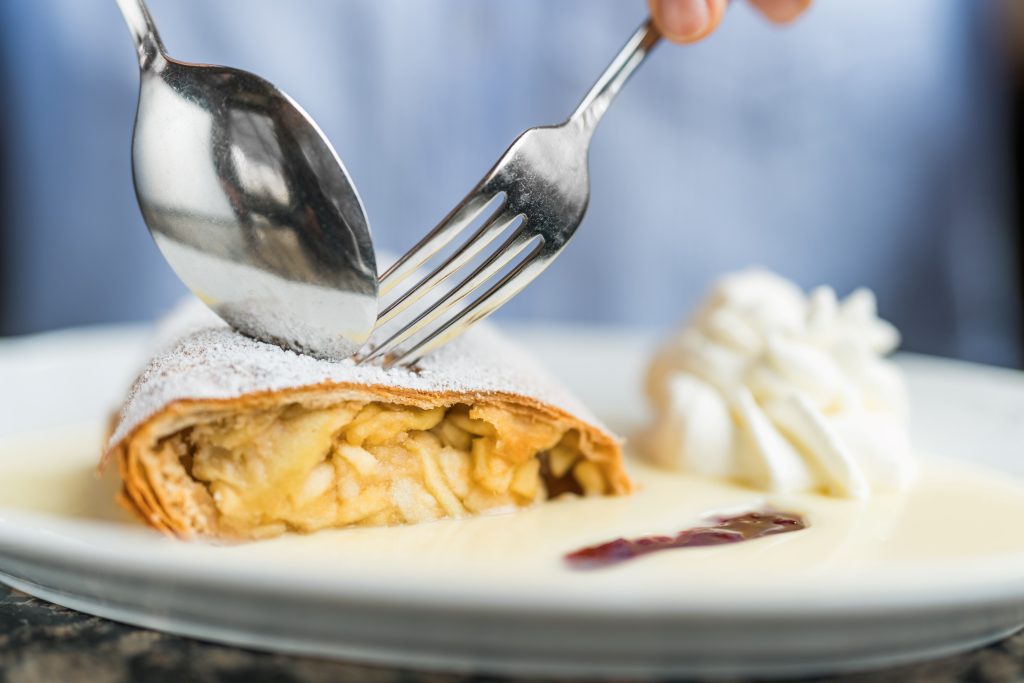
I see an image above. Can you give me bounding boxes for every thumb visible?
[648,0,728,44]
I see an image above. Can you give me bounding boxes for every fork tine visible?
[378,191,497,297]
[376,207,521,327]
[383,244,547,368]
[360,228,536,364]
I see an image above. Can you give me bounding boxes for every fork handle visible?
[570,19,662,133]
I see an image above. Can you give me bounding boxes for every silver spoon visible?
[115,0,378,359]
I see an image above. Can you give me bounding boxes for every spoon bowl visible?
[116,0,378,358]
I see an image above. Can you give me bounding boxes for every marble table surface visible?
[1,585,1022,683]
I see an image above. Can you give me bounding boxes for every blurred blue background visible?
[1,0,1021,366]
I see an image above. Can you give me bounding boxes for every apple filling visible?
[156,401,613,538]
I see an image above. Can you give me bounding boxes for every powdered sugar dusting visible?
[109,299,611,448]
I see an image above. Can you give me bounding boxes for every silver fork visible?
[361,19,662,367]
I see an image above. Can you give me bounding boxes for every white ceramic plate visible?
[1,323,1024,679]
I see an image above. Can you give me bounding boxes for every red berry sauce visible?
[564,509,806,569]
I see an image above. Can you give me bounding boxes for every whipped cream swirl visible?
[645,269,915,498]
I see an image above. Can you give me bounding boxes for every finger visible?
[748,0,812,24]
[648,0,729,44]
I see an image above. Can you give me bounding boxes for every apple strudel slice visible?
[103,301,631,540]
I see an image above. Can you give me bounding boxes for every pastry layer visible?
[104,301,630,540]
[111,387,630,539]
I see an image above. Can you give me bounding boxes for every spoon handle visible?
[114,0,166,70]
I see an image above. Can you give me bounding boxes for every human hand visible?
[648,0,811,44]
